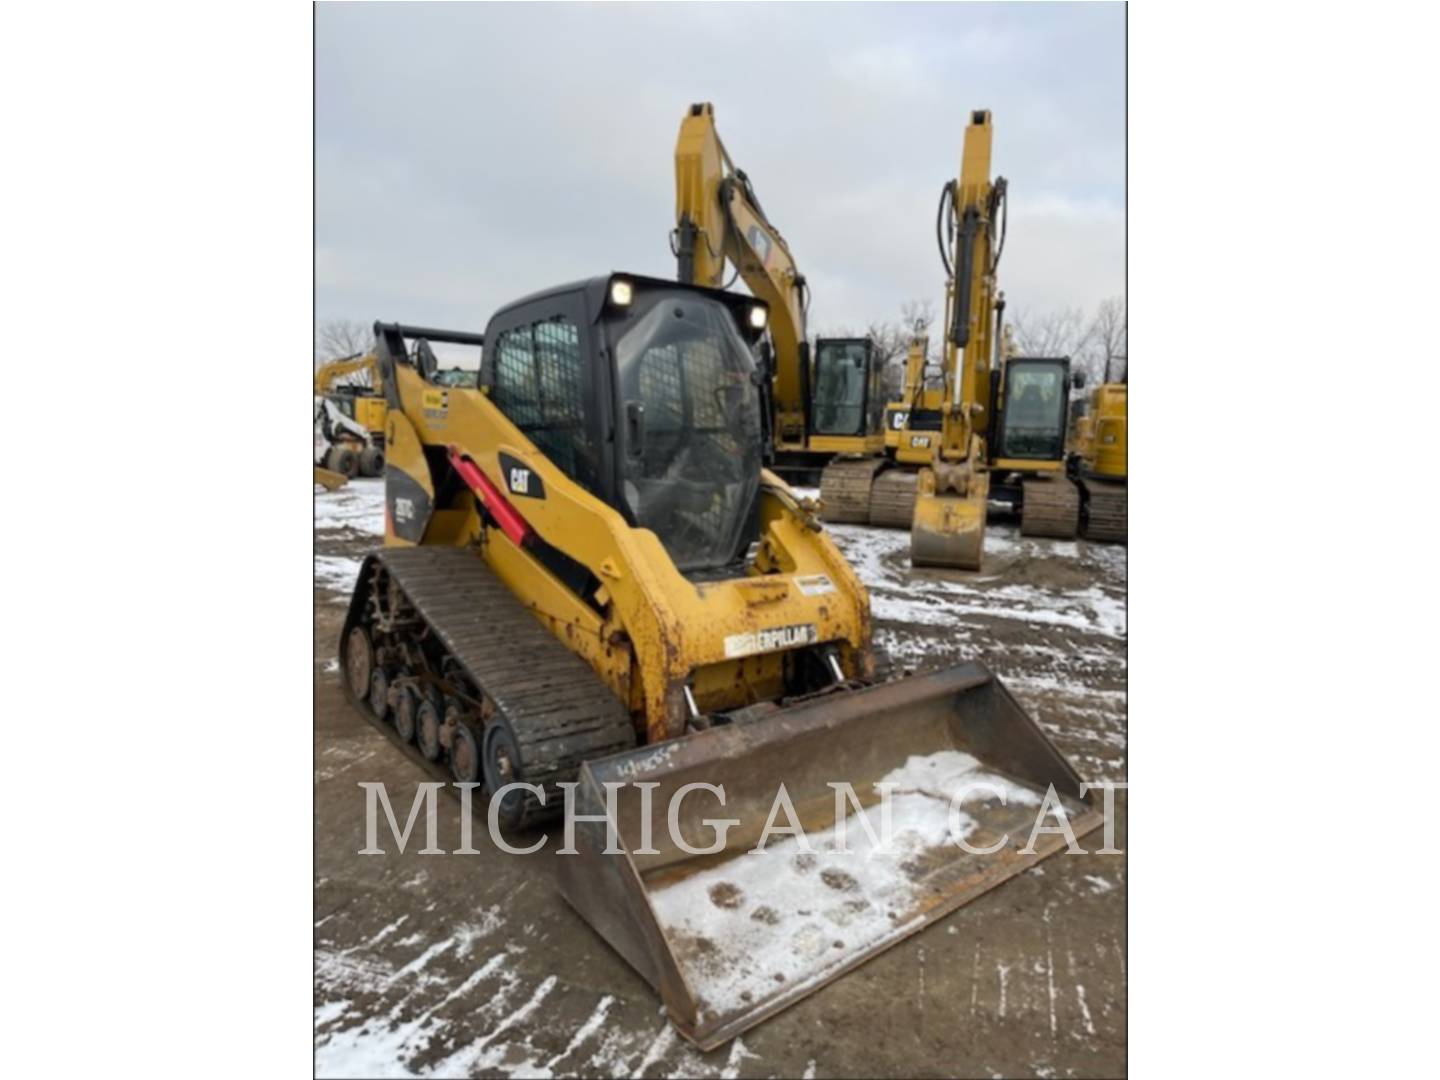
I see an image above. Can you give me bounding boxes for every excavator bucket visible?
[556,662,1103,1050]
[911,489,986,569]
[314,465,349,491]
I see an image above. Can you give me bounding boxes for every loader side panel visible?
[383,410,434,545]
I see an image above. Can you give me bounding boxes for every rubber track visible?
[1020,476,1081,538]
[819,458,886,523]
[362,546,636,809]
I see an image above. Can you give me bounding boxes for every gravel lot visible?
[314,478,1126,1078]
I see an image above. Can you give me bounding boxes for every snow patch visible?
[647,749,1065,1023]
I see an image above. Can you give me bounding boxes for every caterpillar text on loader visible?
[315,351,388,478]
[337,273,1102,1048]
[1069,377,1127,542]
[673,102,887,488]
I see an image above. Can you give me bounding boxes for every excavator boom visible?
[675,104,809,448]
[674,103,885,474]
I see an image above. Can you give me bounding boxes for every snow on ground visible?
[314,475,1126,1074]
[315,477,386,536]
[825,522,1125,639]
[313,479,385,599]
[647,749,1063,1026]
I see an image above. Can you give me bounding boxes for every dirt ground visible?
[314,479,1127,1079]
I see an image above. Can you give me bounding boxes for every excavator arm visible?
[674,102,811,447]
[938,110,1005,461]
[911,109,1006,568]
[314,351,382,396]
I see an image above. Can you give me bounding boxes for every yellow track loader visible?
[673,103,887,489]
[337,273,1101,1048]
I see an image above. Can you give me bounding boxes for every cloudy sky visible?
[316,2,1124,345]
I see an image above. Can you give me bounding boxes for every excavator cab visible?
[810,337,882,439]
[994,356,1072,462]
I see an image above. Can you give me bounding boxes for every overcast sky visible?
[316,2,1124,346]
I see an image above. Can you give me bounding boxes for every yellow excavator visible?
[315,351,388,479]
[869,334,944,527]
[1069,377,1127,541]
[337,273,1101,1048]
[812,111,1084,567]
[673,103,887,489]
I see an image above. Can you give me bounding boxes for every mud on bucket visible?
[555,660,1103,1050]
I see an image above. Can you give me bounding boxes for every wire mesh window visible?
[491,317,596,491]
[493,328,541,427]
[638,345,684,436]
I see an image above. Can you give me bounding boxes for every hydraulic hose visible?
[990,177,1009,273]
[936,179,956,278]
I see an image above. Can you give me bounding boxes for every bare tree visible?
[314,318,373,369]
[1008,306,1091,361]
[1084,296,1127,383]
[899,298,936,341]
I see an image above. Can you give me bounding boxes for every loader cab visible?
[994,356,1072,462]
[810,337,882,438]
[481,274,771,576]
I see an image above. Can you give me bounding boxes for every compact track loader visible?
[338,274,1101,1048]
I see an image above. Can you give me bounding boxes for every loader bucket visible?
[555,661,1103,1050]
[911,489,986,569]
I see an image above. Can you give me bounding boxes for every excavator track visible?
[818,458,886,523]
[339,546,636,826]
[1080,476,1127,542]
[868,468,918,528]
[1020,476,1081,538]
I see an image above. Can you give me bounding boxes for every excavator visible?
[315,351,387,479]
[1069,376,1127,541]
[869,334,944,527]
[815,110,1084,567]
[337,270,1102,1048]
[673,103,887,488]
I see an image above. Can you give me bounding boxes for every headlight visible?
[610,279,634,307]
[748,305,768,330]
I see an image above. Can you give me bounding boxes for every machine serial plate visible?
[793,574,836,596]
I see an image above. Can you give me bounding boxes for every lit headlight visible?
[748,305,768,330]
[610,279,634,307]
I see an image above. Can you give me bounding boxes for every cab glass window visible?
[491,316,596,491]
[999,361,1067,459]
[812,340,870,436]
